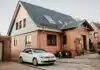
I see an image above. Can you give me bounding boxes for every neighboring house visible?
[89,22,100,50]
[7,1,93,58]
[0,36,11,61]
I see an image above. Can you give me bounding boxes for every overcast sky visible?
[0,0,100,35]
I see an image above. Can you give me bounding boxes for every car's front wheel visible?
[32,58,38,66]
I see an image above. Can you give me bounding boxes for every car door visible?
[23,49,33,62]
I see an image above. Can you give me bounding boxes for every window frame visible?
[19,20,22,29]
[16,22,18,30]
[23,18,26,28]
[25,35,31,45]
[14,38,17,46]
[47,34,57,46]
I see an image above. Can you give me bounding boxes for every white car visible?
[19,48,56,66]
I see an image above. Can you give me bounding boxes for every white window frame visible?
[25,35,31,45]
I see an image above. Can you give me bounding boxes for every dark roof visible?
[7,1,93,36]
[93,22,100,30]
[20,1,77,29]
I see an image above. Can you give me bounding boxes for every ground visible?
[0,62,41,70]
[1,53,100,70]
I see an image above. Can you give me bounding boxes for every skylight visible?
[58,20,63,24]
[44,15,56,24]
[64,22,68,25]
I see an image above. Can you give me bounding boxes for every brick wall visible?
[0,36,11,61]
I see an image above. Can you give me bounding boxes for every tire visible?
[32,58,38,66]
[19,57,23,63]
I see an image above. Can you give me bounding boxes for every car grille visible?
[42,60,55,63]
[45,57,51,58]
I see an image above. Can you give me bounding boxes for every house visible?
[89,22,100,51]
[7,1,94,59]
[0,36,11,61]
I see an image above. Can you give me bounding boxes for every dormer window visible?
[44,15,56,24]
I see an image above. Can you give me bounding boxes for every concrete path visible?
[0,62,41,70]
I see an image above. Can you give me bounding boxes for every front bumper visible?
[38,58,56,64]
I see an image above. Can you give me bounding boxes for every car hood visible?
[35,52,54,57]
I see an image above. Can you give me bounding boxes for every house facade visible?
[89,22,100,51]
[8,1,93,59]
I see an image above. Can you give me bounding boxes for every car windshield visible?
[32,49,47,53]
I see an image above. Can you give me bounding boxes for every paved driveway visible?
[0,62,41,70]
[1,53,100,70]
[23,53,100,70]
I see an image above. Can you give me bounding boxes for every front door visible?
[82,35,87,50]
[0,42,3,61]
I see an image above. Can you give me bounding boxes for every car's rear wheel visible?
[32,58,38,66]
[19,57,23,63]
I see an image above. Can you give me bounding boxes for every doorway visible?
[89,39,95,52]
[82,35,87,50]
[0,42,3,61]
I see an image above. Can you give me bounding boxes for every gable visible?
[79,20,94,31]
[90,22,99,31]
[93,22,100,31]
[9,3,38,36]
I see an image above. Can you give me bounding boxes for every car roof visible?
[24,48,44,50]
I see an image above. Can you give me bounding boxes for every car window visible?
[23,48,32,54]
[32,49,47,53]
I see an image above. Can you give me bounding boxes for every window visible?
[94,32,98,38]
[58,20,63,24]
[19,20,22,29]
[16,22,18,30]
[97,42,100,45]
[44,15,56,24]
[64,22,68,25]
[47,34,56,45]
[33,49,47,53]
[25,35,31,45]
[14,38,17,46]
[63,35,67,44]
[23,48,32,54]
[23,18,26,28]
